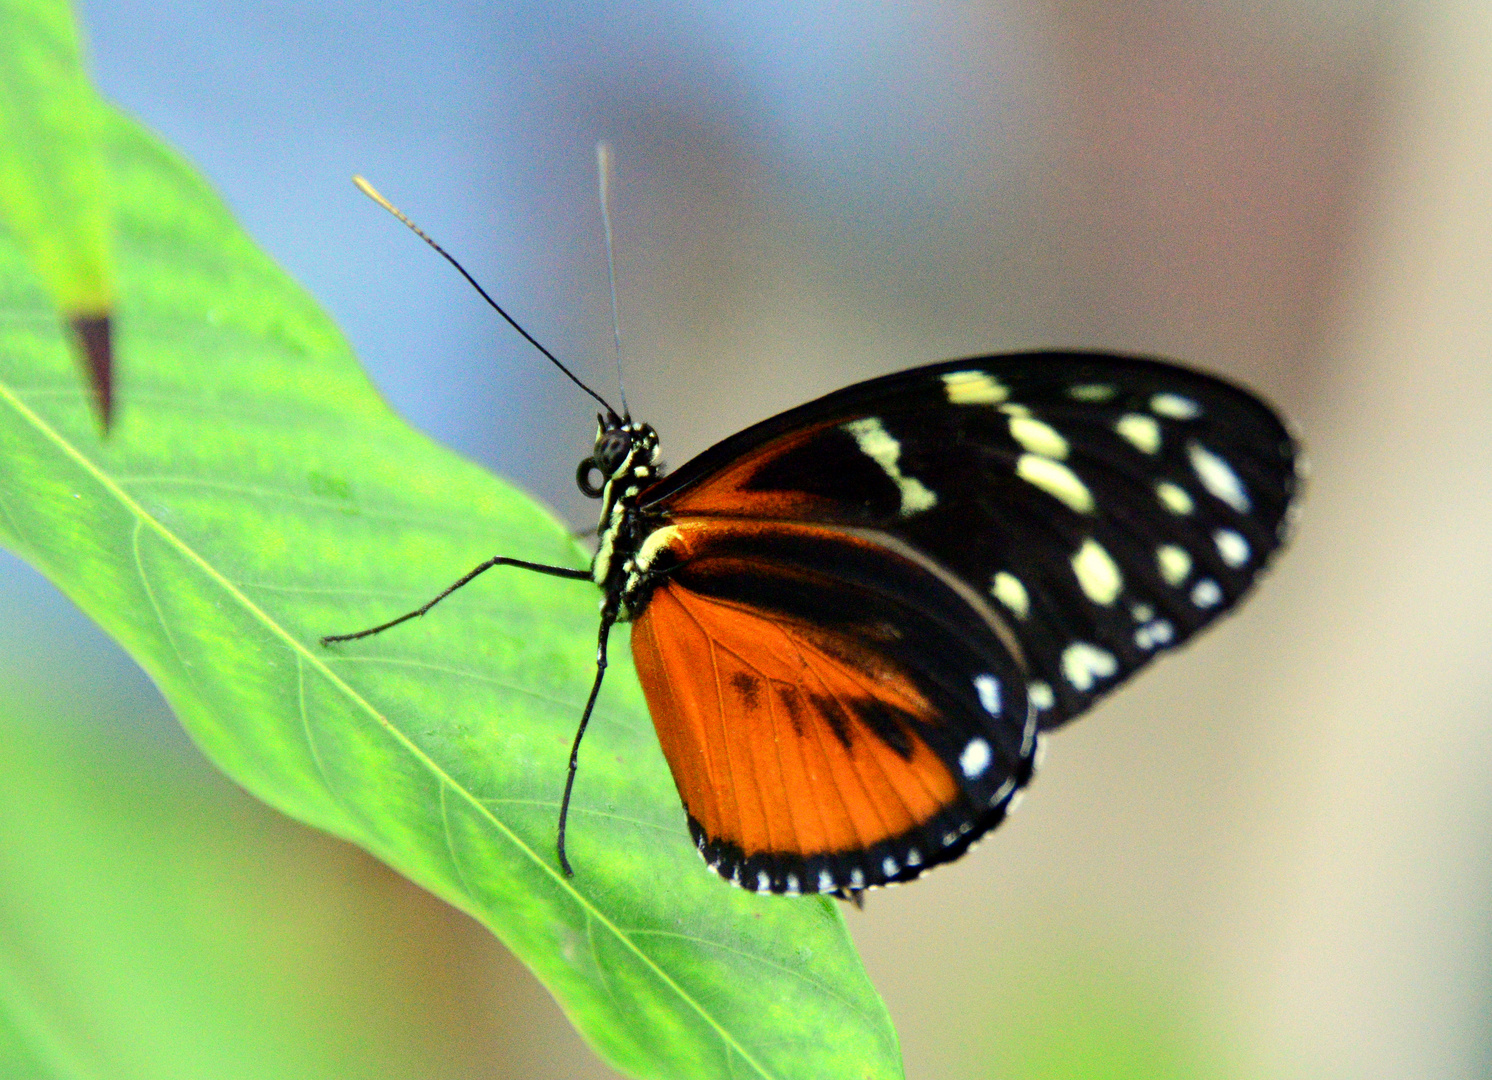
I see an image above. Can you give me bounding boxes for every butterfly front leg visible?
[555,597,621,877]
[319,556,593,645]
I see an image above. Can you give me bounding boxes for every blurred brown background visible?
[3,0,1489,1076]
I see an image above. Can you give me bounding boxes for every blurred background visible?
[3,0,1489,1076]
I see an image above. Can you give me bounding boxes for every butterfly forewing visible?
[641,353,1299,736]
[629,518,1035,894]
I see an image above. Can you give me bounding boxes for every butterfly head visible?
[577,413,661,499]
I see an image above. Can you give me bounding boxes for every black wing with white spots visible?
[639,351,1300,732]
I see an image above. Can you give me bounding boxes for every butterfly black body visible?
[327,350,1300,897]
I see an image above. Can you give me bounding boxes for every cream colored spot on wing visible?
[843,417,938,515]
[1068,383,1116,402]
[1071,538,1123,605]
[1115,413,1161,454]
[1214,528,1250,567]
[1157,543,1192,586]
[1062,642,1118,691]
[1016,454,1094,513]
[1151,392,1201,419]
[942,370,1008,405]
[1156,481,1194,515]
[991,571,1030,619]
[1029,681,1055,710]
[1189,441,1251,512]
[1009,416,1069,459]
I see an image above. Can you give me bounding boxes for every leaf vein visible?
[623,929,875,1024]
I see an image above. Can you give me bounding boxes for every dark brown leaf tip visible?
[69,313,113,433]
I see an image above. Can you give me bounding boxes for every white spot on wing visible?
[906,848,922,866]
[1068,383,1116,401]
[942,370,1008,405]
[1029,681,1054,710]
[1005,790,1026,814]
[991,571,1030,619]
[1214,528,1250,567]
[843,417,938,516]
[1071,538,1123,605]
[1189,442,1252,512]
[784,874,800,896]
[1191,578,1223,608]
[817,869,835,892]
[1156,481,1195,515]
[960,737,993,778]
[1157,544,1192,586]
[974,675,1002,715]
[850,869,866,889]
[1062,642,1118,691]
[1151,392,1201,419]
[1016,454,1094,513]
[756,870,771,893]
[1115,413,1161,454]
[882,856,899,878]
[1134,619,1175,650]
[1009,416,1069,459]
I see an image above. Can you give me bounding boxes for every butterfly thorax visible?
[581,417,670,620]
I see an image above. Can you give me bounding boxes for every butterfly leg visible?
[556,606,617,877]
[320,557,591,645]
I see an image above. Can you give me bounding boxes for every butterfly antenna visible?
[595,143,630,420]
[352,175,618,417]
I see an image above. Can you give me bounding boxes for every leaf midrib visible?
[0,377,778,1080]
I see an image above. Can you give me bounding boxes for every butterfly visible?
[326,341,1299,898]
[326,177,1299,898]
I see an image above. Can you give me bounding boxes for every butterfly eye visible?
[595,430,632,473]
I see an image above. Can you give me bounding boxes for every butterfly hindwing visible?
[642,352,1299,731]
[628,518,1035,894]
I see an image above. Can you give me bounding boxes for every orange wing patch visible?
[632,580,961,872]
[658,419,840,520]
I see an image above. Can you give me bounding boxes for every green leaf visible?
[0,62,901,1080]
[0,698,557,1080]
[0,966,77,1080]
[0,0,113,425]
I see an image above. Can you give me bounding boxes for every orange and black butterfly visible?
[326,183,1300,899]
